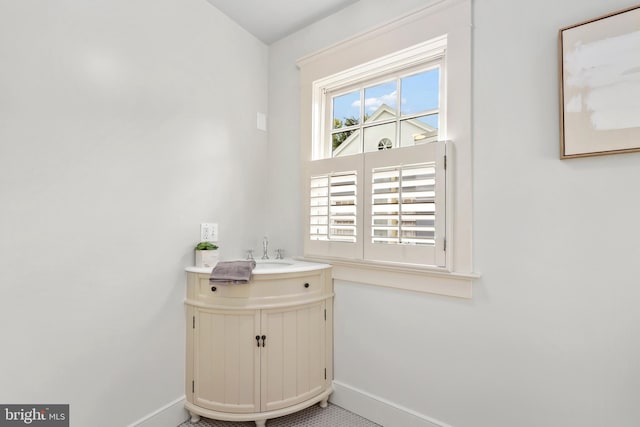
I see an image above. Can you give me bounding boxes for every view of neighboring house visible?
[333,104,438,157]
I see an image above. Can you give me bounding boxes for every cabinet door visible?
[193,308,261,413]
[260,301,326,412]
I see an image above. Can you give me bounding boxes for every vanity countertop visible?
[185,258,331,275]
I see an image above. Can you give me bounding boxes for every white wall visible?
[0,1,267,426]
[269,1,640,426]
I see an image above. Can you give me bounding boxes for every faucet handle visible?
[275,249,284,260]
[246,249,254,260]
[261,236,269,259]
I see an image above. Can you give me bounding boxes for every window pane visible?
[332,129,360,157]
[400,68,439,115]
[400,114,439,147]
[363,81,397,123]
[333,91,360,130]
[363,123,396,153]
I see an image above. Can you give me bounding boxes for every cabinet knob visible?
[304,283,310,288]
[261,335,266,347]
[211,286,217,292]
[256,335,260,347]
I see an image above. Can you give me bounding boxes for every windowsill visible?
[296,256,480,298]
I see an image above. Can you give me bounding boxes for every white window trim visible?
[297,0,478,298]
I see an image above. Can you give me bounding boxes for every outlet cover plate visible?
[200,223,218,242]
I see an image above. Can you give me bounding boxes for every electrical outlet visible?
[200,223,219,242]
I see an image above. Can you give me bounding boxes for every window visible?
[297,0,475,297]
[304,37,448,268]
[378,138,392,150]
[330,65,442,158]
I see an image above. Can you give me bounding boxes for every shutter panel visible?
[371,163,436,246]
[364,141,446,266]
[310,172,357,242]
[305,155,363,259]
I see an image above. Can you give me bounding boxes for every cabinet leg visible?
[189,412,200,423]
[319,397,328,408]
[255,420,266,427]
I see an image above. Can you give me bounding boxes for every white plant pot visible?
[195,250,219,268]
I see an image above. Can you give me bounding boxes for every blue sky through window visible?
[363,81,397,117]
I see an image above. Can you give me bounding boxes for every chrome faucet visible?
[262,236,269,259]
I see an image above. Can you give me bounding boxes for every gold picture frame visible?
[559,5,640,159]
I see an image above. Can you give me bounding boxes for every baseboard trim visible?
[127,396,188,427]
[330,381,451,427]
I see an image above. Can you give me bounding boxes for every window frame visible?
[306,37,449,268]
[297,0,477,298]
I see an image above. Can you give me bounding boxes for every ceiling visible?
[205,0,359,44]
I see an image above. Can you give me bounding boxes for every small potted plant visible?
[195,242,219,268]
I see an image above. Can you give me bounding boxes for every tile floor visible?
[178,403,380,427]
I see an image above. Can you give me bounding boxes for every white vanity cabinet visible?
[184,262,333,427]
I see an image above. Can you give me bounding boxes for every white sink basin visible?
[254,260,294,270]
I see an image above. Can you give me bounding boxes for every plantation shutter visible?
[364,142,447,266]
[371,163,436,246]
[305,142,447,266]
[305,156,363,259]
[310,171,357,242]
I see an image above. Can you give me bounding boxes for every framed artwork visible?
[558,5,640,159]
